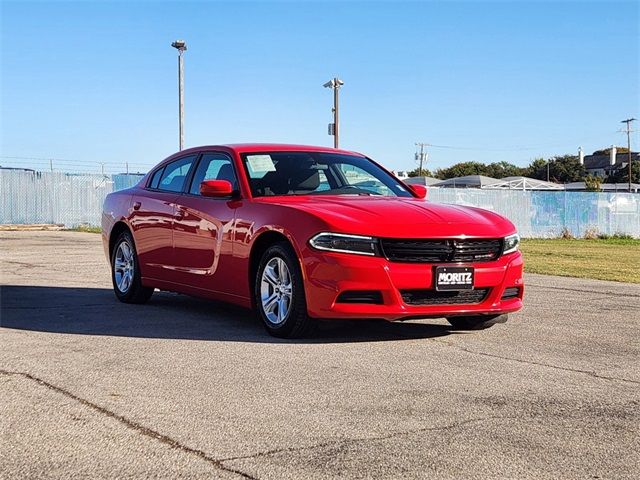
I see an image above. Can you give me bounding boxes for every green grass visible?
[521,238,640,283]
[66,225,102,234]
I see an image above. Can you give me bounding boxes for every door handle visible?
[132,201,141,210]
[174,208,186,219]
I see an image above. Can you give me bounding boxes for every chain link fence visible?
[0,171,143,227]
[428,189,639,238]
[1,169,638,237]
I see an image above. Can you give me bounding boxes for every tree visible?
[484,161,527,179]
[526,158,550,181]
[527,155,586,183]
[433,162,490,179]
[605,159,639,184]
[584,175,602,192]
[407,167,432,178]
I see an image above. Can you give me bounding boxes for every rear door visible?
[130,155,197,281]
[171,152,241,293]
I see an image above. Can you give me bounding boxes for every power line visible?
[420,142,569,152]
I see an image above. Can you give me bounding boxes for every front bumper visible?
[301,249,524,321]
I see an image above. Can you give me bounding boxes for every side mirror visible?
[200,180,233,197]
[407,184,427,199]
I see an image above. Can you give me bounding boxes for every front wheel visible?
[254,242,316,338]
[111,231,154,304]
[446,314,508,330]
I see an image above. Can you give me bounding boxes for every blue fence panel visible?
[112,174,144,191]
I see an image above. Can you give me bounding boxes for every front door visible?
[171,152,240,294]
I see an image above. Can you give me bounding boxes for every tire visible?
[111,230,154,304]
[254,242,316,338]
[446,314,508,330]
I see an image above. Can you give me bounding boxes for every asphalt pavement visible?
[1,231,638,479]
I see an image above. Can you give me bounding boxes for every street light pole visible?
[171,40,188,151]
[333,83,339,149]
[323,77,344,148]
[621,118,636,192]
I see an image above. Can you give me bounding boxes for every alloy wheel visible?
[260,257,293,325]
[114,240,135,293]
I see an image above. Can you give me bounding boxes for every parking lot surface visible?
[1,231,639,479]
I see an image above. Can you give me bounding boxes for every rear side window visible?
[148,167,164,189]
[157,155,197,192]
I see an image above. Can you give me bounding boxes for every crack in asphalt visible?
[426,339,640,385]
[527,283,640,298]
[0,370,258,480]
[217,415,508,464]
[0,367,513,476]
[1,260,39,268]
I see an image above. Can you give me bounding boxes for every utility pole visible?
[415,143,429,176]
[323,77,344,148]
[171,40,188,151]
[547,160,550,182]
[621,118,636,192]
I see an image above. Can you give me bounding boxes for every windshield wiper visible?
[340,186,380,196]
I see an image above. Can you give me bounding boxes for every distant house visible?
[582,147,639,178]
[391,170,410,180]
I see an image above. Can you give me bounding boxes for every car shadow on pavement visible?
[0,285,455,344]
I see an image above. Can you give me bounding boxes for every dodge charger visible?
[102,144,524,337]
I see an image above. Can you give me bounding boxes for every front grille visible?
[401,288,490,306]
[336,290,384,304]
[380,238,502,263]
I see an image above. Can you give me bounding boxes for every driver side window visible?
[189,153,238,195]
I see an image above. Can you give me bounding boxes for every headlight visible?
[503,233,520,255]
[309,232,379,256]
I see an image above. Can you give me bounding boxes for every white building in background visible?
[391,170,410,179]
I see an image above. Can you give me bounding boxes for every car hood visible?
[259,196,515,238]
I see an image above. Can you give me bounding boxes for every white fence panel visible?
[1,170,639,237]
[428,189,640,238]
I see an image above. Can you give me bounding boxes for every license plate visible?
[434,266,474,291]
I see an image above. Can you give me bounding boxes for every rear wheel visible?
[254,242,316,338]
[446,314,508,330]
[111,231,154,304]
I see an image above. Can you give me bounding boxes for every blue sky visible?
[1,0,638,174]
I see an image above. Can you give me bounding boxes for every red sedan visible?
[102,144,523,337]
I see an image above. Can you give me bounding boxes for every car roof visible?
[174,143,365,157]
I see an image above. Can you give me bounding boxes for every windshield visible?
[241,152,412,198]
